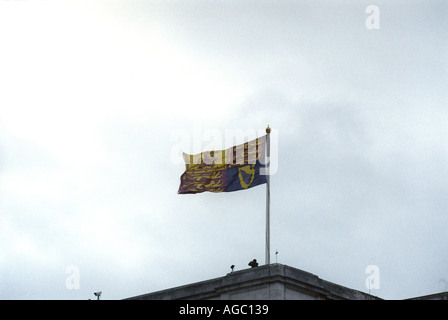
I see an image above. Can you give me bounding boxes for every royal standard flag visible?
[178,136,267,194]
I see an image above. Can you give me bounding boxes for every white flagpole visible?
[265,125,271,265]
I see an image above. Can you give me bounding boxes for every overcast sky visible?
[0,0,447,300]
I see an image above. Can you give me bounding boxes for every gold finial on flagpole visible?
[266,125,271,134]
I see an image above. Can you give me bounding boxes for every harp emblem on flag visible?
[238,164,255,189]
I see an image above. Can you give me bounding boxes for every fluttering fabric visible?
[178,136,267,194]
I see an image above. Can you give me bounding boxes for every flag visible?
[178,135,267,194]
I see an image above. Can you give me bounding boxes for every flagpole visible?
[265,125,271,265]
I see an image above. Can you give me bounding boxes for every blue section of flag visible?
[225,161,267,192]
